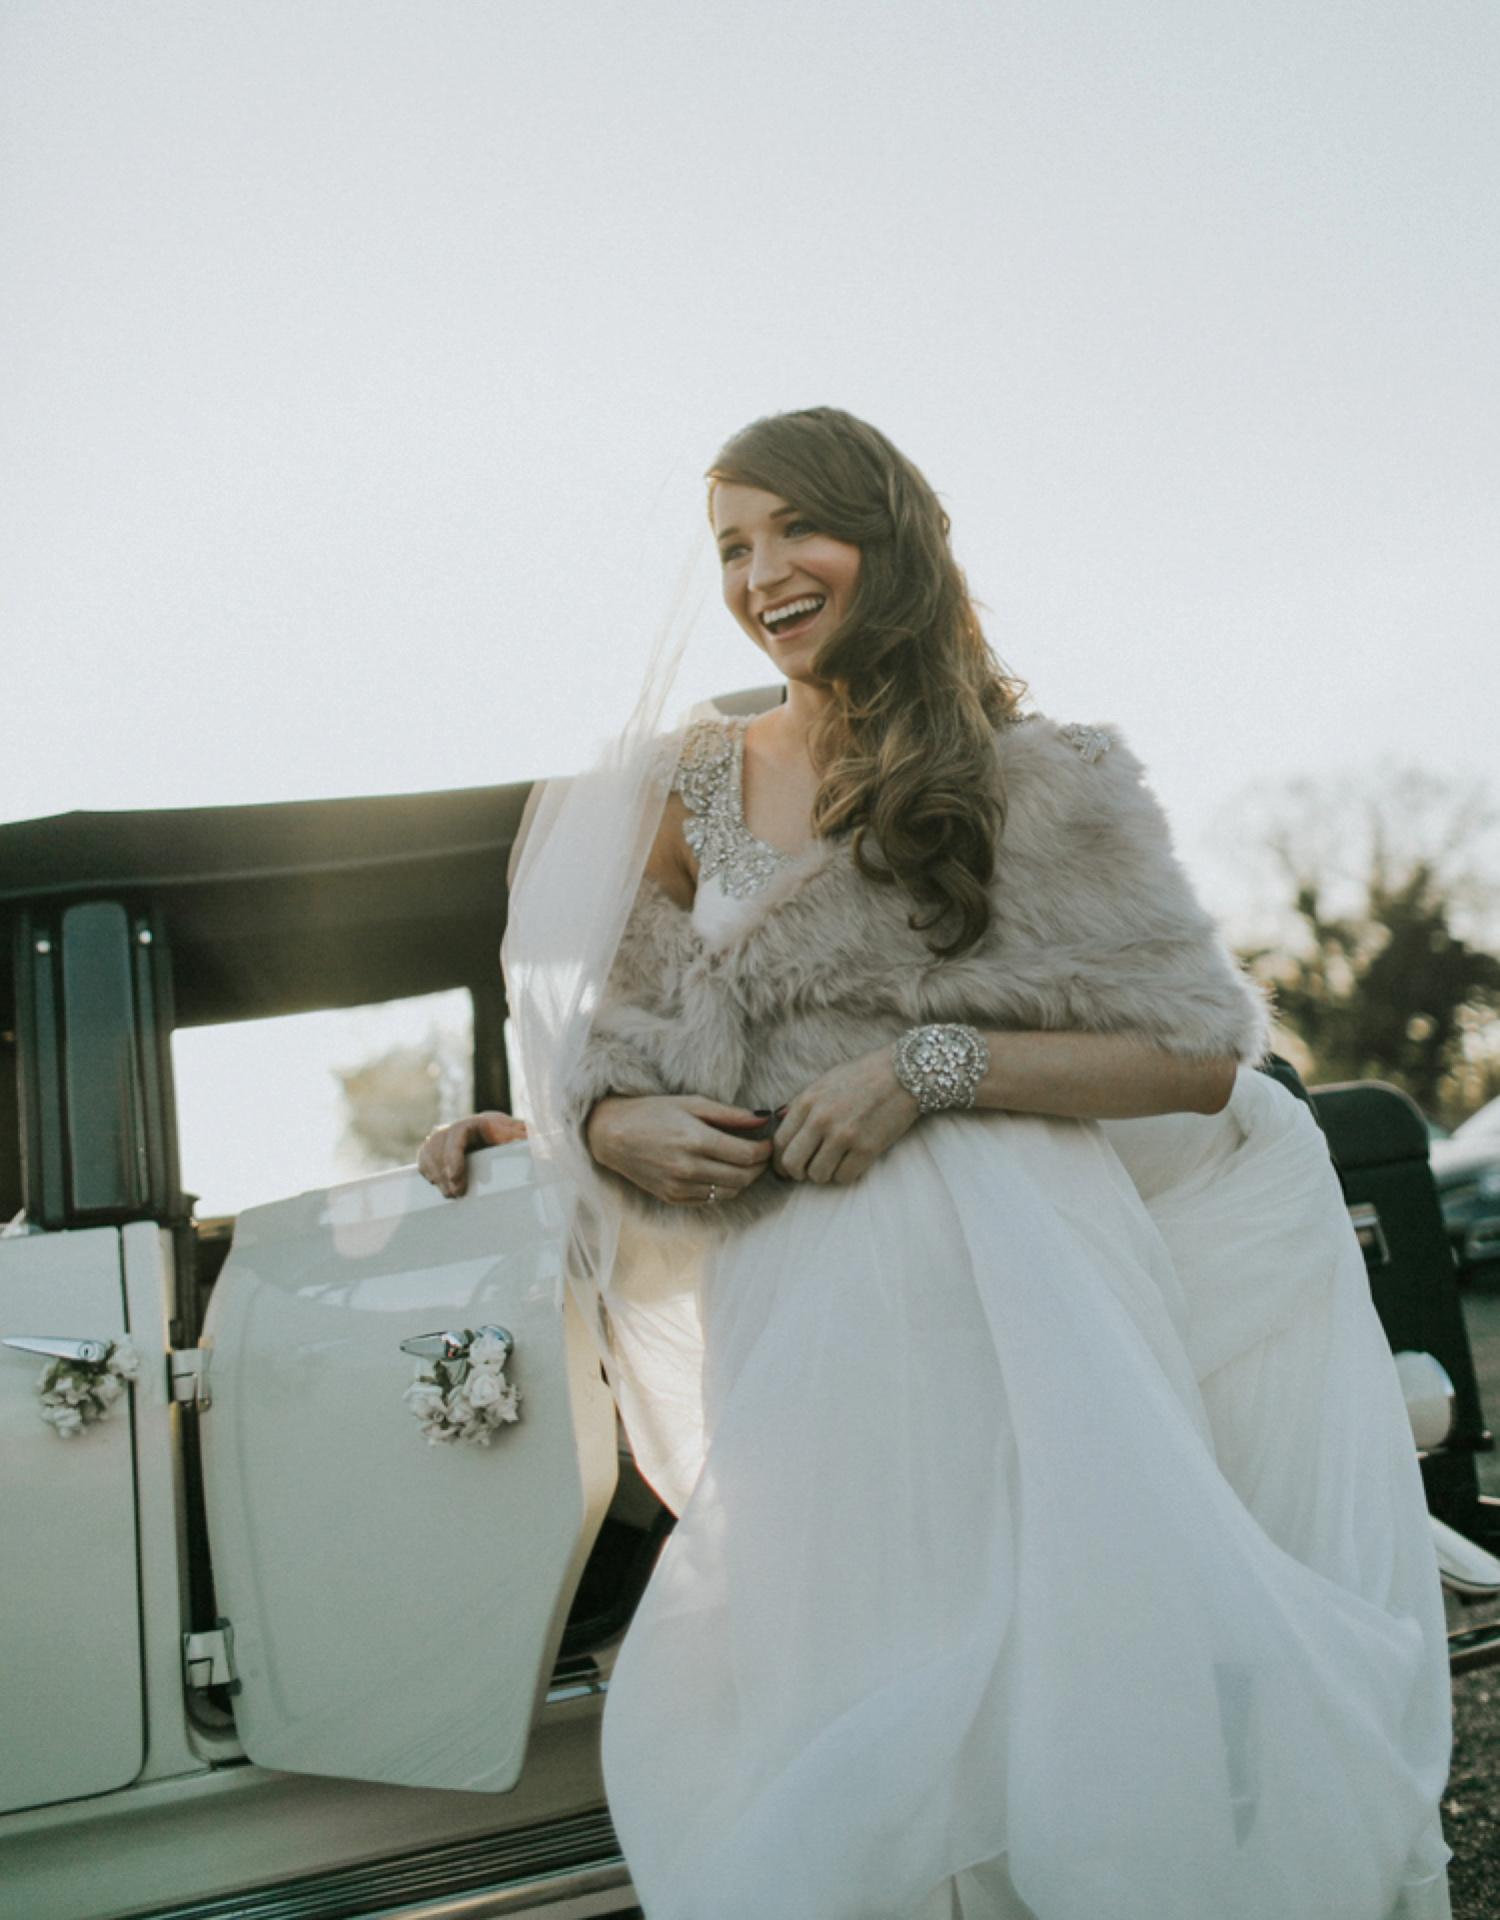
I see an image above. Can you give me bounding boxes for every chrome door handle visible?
[4,1336,112,1364]
[400,1325,513,1383]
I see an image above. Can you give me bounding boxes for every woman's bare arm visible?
[644,793,697,908]
[975,1031,1236,1120]
[586,1094,773,1206]
[428,796,746,1208]
[579,799,773,1206]
[773,1031,1238,1186]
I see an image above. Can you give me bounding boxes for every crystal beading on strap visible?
[892,1024,990,1114]
[674,717,793,901]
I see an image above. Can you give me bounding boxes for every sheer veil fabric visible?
[501,537,720,1500]
[501,553,1452,1920]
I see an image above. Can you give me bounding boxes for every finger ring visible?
[708,1184,718,1205]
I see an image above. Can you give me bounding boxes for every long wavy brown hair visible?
[709,407,1024,957]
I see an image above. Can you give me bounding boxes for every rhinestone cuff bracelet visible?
[892,1023,989,1114]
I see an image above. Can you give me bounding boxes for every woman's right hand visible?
[418,1112,529,1198]
[587,1095,774,1208]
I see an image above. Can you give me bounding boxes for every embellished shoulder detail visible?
[1058,722,1114,764]
[672,716,737,808]
[992,713,1115,764]
[672,715,792,903]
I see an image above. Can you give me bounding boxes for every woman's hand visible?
[418,1112,529,1198]
[768,1030,1238,1190]
[587,1095,774,1208]
[774,1047,919,1186]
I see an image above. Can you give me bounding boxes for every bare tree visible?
[337,1026,474,1173]
[1228,768,1500,1122]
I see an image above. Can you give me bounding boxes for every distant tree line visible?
[1235,769,1500,1124]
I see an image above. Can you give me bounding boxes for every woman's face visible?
[711,482,861,684]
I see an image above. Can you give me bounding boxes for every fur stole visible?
[565,717,1269,1227]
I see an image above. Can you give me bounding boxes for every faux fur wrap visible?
[566,717,1269,1227]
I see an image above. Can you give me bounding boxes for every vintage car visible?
[3,727,1500,1920]
[0,773,663,1920]
[1431,1096,1500,1282]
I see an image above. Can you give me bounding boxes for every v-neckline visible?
[729,718,807,868]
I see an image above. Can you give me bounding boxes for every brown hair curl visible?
[709,407,1024,957]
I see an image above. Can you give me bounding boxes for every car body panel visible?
[0,1695,612,1920]
[0,1227,143,1815]
[198,1144,616,1793]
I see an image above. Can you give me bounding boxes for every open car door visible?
[197,1141,616,1793]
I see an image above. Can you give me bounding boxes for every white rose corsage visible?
[37,1339,141,1438]
[403,1326,521,1447]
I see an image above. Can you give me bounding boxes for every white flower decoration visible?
[37,1340,141,1439]
[402,1327,521,1447]
[469,1329,512,1368]
[466,1371,502,1408]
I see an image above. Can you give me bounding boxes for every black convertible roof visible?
[0,689,776,1026]
[0,783,533,904]
[0,784,534,1027]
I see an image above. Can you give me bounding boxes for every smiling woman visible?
[710,409,1026,958]
[711,491,862,669]
[425,407,1453,1920]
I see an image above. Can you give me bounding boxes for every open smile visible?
[759,595,826,639]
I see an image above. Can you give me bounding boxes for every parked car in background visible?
[2,707,1499,1919]
[1432,1096,1500,1281]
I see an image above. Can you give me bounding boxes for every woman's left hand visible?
[774,1046,920,1186]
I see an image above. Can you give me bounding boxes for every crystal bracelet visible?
[892,1024,990,1114]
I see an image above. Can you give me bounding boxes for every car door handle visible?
[400,1325,512,1361]
[399,1325,513,1386]
[4,1336,112,1364]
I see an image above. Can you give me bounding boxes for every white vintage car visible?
[4,754,1500,1920]
[0,778,665,1920]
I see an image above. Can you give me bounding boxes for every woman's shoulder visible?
[662,712,743,807]
[995,711,1144,786]
[993,711,1170,851]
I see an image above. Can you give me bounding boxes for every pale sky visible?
[4,0,1498,920]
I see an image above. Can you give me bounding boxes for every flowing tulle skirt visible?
[601,1071,1452,1920]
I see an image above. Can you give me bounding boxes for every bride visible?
[421,408,1451,1920]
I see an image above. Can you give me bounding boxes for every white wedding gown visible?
[598,880,1453,1920]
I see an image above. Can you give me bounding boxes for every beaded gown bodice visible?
[671,712,1115,946]
[673,717,795,944]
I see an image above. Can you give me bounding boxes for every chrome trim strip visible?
[114,1807,628,1920]
[1450,1620,1500,1676]
[332,1862,633,1918]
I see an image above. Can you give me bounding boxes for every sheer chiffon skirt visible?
[601,1071,1451,1920]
